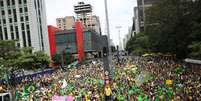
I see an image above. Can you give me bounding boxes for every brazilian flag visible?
[175,66,185,74]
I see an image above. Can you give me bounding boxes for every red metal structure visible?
[48,25,60,58]
[75,21,85,62]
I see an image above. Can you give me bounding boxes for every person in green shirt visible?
[137,95,143,101]
[144,95,150,101]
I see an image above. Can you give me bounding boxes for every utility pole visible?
[104,0,112,75]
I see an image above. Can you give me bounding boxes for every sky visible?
[45,0,137,47]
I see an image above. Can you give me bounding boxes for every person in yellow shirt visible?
[105,85,112,101]
[85,91,91,101]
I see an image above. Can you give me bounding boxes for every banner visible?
[52,95,73,101]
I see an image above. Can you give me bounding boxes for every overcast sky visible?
[45,0,137,46]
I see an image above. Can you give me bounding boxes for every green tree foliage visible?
[145,0,195,58]
[0,40,20,69]
[52,53,61,64]
[52,52,72,65]
[188,42,201,59]
[0,40,50,71]
[126,0,201,59]
[126,33,150,55]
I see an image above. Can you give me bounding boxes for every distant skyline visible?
[45,0,137,46]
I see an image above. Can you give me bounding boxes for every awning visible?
[184,58,201,65]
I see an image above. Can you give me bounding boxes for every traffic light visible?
[103,47,108,57]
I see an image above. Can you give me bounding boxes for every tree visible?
[18,48,50,70]
[52,53,61,64]
[188,42,201,59]
[0,40,20,69]
[0,40,50,79]
[144,0,200,59]
[126,33,150,55]
[33,51,50,69]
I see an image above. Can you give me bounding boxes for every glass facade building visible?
[55,29,103,55]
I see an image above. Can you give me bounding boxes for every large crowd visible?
[111,56,201,101]
[0,56,200,101]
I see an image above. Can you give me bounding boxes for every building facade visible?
[123,27,134,50]
[74,2,101,35]
[136,0,158,32]
[55,29,103,54]
[0,0,49,54]
[56,16,75,30]
[90,15,101,35]
[74,2,92,26]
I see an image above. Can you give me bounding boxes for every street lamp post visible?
[104,0,112,75]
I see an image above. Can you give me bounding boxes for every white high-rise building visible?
[74,2,101,35]
[0,0,49,55]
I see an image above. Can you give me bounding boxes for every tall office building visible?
[56,16,75,30]
[74,2,92,26]
[137,0,158,32]
[133,7,140,34]
[0,0,49,55]
[74,2,101,35]
[91,15,101,35]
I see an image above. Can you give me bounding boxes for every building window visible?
[22,31,26,47]
[27,30,31,46]
[37,0,40,8]
[12,0,15,5]
[19,0,22,4]
[11,33,14,39]
[24,7,28,12]
[8,9,11,14]
[4,28,8,39]
[0,27,2,40]
[17,43,20,47]
[10,25,13,31]
[19,8,23,13]
[15,26,19,39]
[3,19,6,24]
[2,10,5,15]
[26,25,29,30]
[0,1,3,7]
[38,10,41,16]
[20,16,24,21]
[7,0,10,6]
[13,9,16,15]
[25,16,29,21]
[9,18,12,23]
[23,0,27,4]
[14,14,17,22]
[34,0,36,9]
[21,23,24,30]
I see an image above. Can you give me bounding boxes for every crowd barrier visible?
[0,68,55,84]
